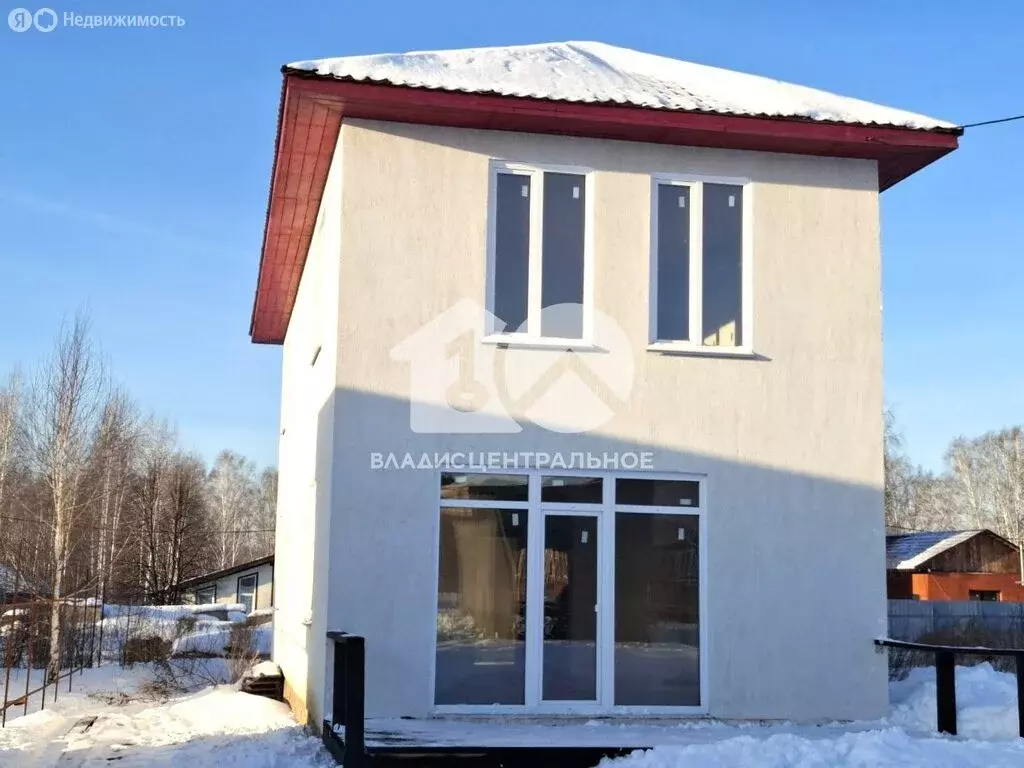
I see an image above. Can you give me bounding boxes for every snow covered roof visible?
[288,41,957,132]
[885,530,996,571]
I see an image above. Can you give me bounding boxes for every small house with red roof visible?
[247,41,960,735]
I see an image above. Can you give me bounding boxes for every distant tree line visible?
[0,314,275,677]
[885,409,1024,576]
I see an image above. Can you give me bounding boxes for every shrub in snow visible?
[123,636,172,665]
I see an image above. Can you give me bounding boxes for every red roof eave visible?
[250,71,960,344]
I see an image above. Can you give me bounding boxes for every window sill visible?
[481,334,607,353]
[646,342,758,359]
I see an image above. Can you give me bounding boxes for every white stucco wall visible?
[272,130,345,726]
[287,119,889,723]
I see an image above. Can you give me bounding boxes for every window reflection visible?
[435,507,527,705]
[614,513,700,706]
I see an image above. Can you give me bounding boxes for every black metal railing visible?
[876,637,1024,737]
[324,631,365,767]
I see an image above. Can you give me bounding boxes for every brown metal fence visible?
[1,562,104,727]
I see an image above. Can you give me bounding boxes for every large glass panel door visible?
[435,506,528,705]
[541,512,599,702]
[435,472,704,713]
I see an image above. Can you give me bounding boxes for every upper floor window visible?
[487,163,592,342]
[650,176,751,351]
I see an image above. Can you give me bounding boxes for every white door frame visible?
[531,506,604,714]
[434,469,708,716]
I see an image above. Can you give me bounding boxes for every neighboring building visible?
[886,530,1024,602]
[178,555,274,614]
[0,564,40,605]
[249,41,960,727]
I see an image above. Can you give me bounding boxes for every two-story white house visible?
[249,42,959,729]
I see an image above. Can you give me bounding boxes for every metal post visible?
[38,606,45,712]
[1,548,23,727]
[936,650,957,735]
[23,608,34,717]
[1016,653,1024,739]
[332,639,346,730]
[345,636,365,768]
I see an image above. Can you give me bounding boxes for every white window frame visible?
[648,173,754,357]
[484,161,596,349]
[236,572,258,613]
[194,584,216,605]
[431,469,708,717]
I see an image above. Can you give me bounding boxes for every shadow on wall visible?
[354,119,881,193]
[296,382,888,722]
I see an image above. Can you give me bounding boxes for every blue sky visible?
[0,1,1020,471]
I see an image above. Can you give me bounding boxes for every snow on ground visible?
[601,729,1024,768]
[289,41,957,130]
[1,664,331,767]
[598,663,1024,767]
[889,662,1022,740]
[2,662,1024,766]
[250,662,281,679]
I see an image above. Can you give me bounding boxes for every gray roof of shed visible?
[885,530,990,571]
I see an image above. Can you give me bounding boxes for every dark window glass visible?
[237,574,257,614]
[615,513,700,705]
[702,184,743,347]
[656,184,690,340]
[616,479,699,507]
[969,590,1000,602]
[435,508,528,705]
[543,514,598,701]
[441,473,529,502]
[494,173,531,332]
[541,476,603,504]
[195,586,216,604]
[540,172,586,338]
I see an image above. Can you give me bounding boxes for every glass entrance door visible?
[541,512,600,702]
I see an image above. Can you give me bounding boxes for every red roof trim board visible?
[250,71,960,345]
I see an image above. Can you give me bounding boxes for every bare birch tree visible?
[22,314,107,680]
[208,451,258,568]
[0,371,21,514]
[87,390,140,601]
